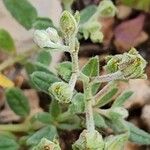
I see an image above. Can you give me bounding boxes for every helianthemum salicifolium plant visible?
[0,0,150,150]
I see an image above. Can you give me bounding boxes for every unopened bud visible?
[98,0,117,17]
[32,138,61,150]
[49,82,73,103]
[105,48,147,79]
[72,130,104,150]
[60,11,77,37]
[33,28,60,49]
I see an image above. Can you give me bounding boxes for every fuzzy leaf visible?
[0,29,15,53]
[95,87,118,107]
[126,121,150,145]
[112,91,133,108]
[3,0,37,29]
[94,112,108,129]
[27,125,58,146]
[25,62,53,75]
[104,133,128,150]
[56,61,72,82]
[0,134,19,150]
[33,17,55,29]
[80,5,97,24]
[31,112,53,124]
[69,93,85,114]
[82,56,99,77]
[50,100,61,118]
[30,71,60,93]
[36,51,52,66]
[92,82,101,95]
[5,87,30,117]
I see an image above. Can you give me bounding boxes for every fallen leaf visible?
[114,14,148,52]
[0,73,14,88]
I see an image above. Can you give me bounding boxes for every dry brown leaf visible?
[114,14,148,52]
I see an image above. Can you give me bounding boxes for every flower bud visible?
[32,138,61,150]
[33,30,51,48]
[49,81,73,103]
[72,130,104,150]
[60,11,77,37]
[98,0,117,17]
[46,27,60,43]
[33,28,60,48]
[105,48,147,79]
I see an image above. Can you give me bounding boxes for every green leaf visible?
[82,56,99,77]
[106,118,128,134]
[80,5,97,24]
[37,51,52,66]
[69,93,85,114]
[31,112,53,124]
[5,87,30,117]
[94,112,108,129]
[0,134,19,150]
[3,0,37,29]
[104,133,128,150]
[25,62,53,75]
[33,17,55,29]
[126,121,150,145]
[95,87,118,107]
[0,29,15,53]
[112,91,133,108]
[27,125,58,146]
[121,0,150,12]
[49,100,61,118]
[56,61,72,82]
[30,71,60,93]
[92,82,101,95]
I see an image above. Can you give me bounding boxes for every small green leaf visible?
[5,87,30,117]
[82,56,99,77]
[106,118,128,134]
[3,0,37,29]
[37,51,52,66]
[25,61,53,75]
[112,91,133,108]
[80,5,97,24]
[0,134,19,150]
[49,100,61,118]
[126,121,150,145]
[104,133,128,150]
[33,17,55,29]
[92,82,101,95]
[69,93,85,114]
[95,87,118,107]
[31,112,53,124]
[27,125,58,146]
[0,29,15,53]
[94,112,108,129]
[56,61,72,82]
[30,71,60,93]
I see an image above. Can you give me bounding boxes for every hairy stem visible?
[84,83,95,133]
[91,71,124,83]
[69,36,79,91]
